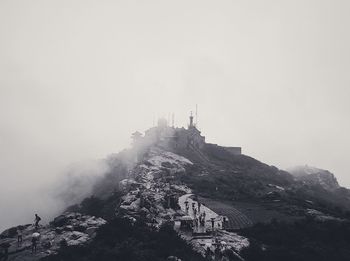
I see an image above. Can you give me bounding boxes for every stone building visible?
[131,112,241,155]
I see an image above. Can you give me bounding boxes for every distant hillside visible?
[287,165,340,191]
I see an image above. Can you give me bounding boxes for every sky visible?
[0,0,350,230]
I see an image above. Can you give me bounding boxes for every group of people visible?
[194,211,207,229]
[205,238,237,261]
[0,213,42,260]
[184,199,215,233]
[31,214,41,254]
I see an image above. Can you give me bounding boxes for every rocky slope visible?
[2,133,350,261]
[0,213,106,261]
[116,147,249,258]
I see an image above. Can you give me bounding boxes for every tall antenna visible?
[195,104,198,127]
[172,113,175,128]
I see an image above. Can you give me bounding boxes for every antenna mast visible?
[172,113,175,128]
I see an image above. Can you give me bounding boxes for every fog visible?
[1,0,350,231]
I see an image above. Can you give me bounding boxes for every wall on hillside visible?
[224,146,242,155]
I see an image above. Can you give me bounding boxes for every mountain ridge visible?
[1,120,350,261]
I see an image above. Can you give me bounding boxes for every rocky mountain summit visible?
[1,117,350,261]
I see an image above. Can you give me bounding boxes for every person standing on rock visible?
[34,214,41,229]
[31,232,40,254]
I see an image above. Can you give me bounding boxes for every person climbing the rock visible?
[34,214,41,229]
[31,232,40,254]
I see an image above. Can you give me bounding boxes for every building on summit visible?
[131,112,241,156]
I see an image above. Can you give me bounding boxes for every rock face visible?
[288,165,340,191]
[0,213,106,261]
[117,147,193,225]
[116,147,249,258]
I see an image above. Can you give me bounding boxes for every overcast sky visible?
[1,0,350,230]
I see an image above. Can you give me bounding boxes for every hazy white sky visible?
[1,0,350,229]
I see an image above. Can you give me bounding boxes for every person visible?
[214,245,221,260]
[205,246,213,260]
[211,218,215,230]
[184,200,189,213]
[184,200,189,208]
[31,232,40,254]
[222,216,227,230]
[198,202,201,212]
[34,214,41,229]
[31,237,37,254]
[0,242,10,261]
[17,228,23,245]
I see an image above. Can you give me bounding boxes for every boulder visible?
[0,227,17,238]
[52,215,69,227]
[63,225,73,231]
[55,227,64,234]
[73,224,87,232]
[85,227,98,237]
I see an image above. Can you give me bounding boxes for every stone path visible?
[178,194,249,256]
[178,194,222,232]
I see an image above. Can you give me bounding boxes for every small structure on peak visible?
[189,111,195,128]
[130,110,241,155]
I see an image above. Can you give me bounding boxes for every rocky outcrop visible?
[288,165,340,191]
[0,213,106,261]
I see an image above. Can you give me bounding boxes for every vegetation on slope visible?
[240,218,350,261]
